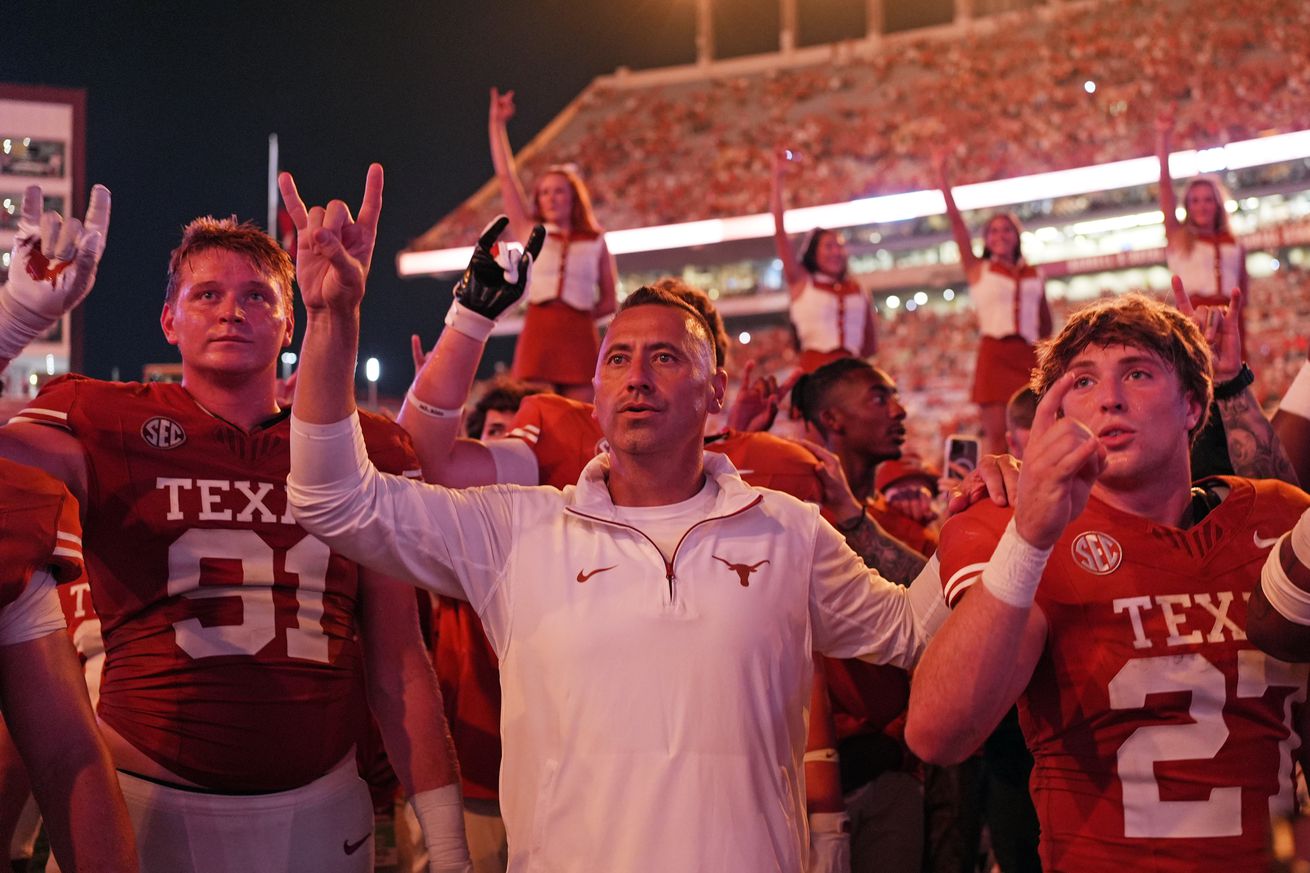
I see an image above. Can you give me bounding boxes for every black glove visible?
[453,215,546,320]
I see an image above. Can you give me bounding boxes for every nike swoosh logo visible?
[343,833,371,855]
[1254,531,1281,550]
[577,565,617,583]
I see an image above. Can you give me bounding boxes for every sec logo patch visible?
[142,416,187,449]
[1071,531,1122,575]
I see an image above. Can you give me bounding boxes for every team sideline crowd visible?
[5,76,1310,873]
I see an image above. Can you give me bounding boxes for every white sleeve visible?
[0,570,65,647]
[487,438,540,485]
[288,413,518,610]
[809,520,932,669]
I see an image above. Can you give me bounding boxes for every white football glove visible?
[0,183,110,360]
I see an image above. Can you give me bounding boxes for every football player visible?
[0,178,469,873]
[907,293,1309,871]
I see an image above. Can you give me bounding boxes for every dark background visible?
[3,0,953,395]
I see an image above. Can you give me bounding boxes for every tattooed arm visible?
[838,512,928,585]
[802,439,929,585]
[1216,386,1299,486]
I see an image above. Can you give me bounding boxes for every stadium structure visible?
[397,0,1310,453]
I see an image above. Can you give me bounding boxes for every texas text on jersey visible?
[14,375,421,792]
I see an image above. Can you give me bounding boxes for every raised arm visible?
[770,148,808,291]
[1172,277,1298,485]
[906,375,1105,763]
[803,439,928,584]
[1156,112,1182,240]
[488,87,535,243]
[933,149,982,281]
[0,184,106,500]
[283,171,521,601]
[398,217,544,486]
[278,164,382,425]
[360,572,471,872]
[0,183,109,374]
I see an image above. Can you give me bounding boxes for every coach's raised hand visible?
[278,163,383,314]
[281,164,384,424]
[0,183,110,363]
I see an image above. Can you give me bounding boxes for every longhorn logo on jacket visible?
[713,555,769,587]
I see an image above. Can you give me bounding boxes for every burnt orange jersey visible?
[706,430,825,505]
[506,394,604,490]
[867,495,938,558]
[0,458,82,606]
[16,375,420,791]
[507,394,826,501]
[938,478,1310,872]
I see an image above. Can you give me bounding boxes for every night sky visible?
[4,0,951,396]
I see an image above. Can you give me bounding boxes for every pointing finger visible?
[278,172,310,231]
[1032,373,1075,435]
[524,224,546,261]
[737,359,756,391]
[477,215,511,252]
[356,163,384,236]
[1227,286,1244,322]
[19,185,42,231]
[84,185,111,242]
[1170,274,1194,315]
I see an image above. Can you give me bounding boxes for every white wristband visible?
[1260,533,1310,626]
[980,519,1052,608]
[443,300,496,343]
[809,811,851,834]
[404,388,464,420]
[1291,510,1310,571]
[410,784,472,873]
[803,747,839,764]
[1280,361,1310,420]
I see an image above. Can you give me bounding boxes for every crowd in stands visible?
[417,0,1310,250]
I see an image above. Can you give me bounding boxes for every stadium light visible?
[398,127,1310,277]
[364,357,380,409]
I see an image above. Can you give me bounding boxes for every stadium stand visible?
[410,0,1310,250]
